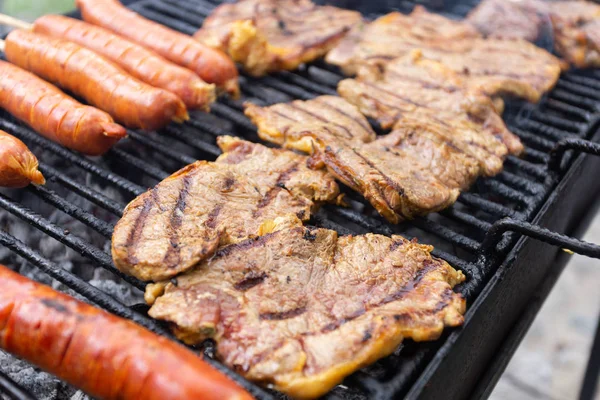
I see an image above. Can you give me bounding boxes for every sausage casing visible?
[0,130,45,188]
[0,265,254,400]
[5,29,189,131]
[33,15,216,111]
[76,0,240,97]
[0,60,125,156]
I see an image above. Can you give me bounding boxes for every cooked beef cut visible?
[374,125,482,191]
[245,101,464,222]
[337,52,522,174]
[244,95,376,152]
[466,0,547,42]
[147,223,466,399]
[547,1,600,68]
[467,0,600,68]
[308,132,461,223]
[111,138,339,281]
[245,88,509,221]
[326,6,562,103]
[326,7,481,75]
[216,135,339,202]
[194,0,362,76]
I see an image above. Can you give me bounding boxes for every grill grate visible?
[1,0,600,399]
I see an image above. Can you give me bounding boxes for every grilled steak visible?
[326,6,562,103]
[194,0,362,76]
[466,0,548,42]
[147,223,466,399]
[111,137,339,281]
[244,95,376,152]
[337,51,523,173]
[308,131,462,223]
[467,0,600,68]
[246,95,489,222]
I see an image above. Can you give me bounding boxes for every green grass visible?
[3,0,75,21]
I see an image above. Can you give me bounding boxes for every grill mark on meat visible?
[359,81,428,109]
[297,28,356,51]
[125,191,156,265]
[215,229,283,258]
[312,97,373,136]
[310,259,442,336]
[287,103,353,139]
[206,204,223,229]
[352,149,405,198]
[382,259,440,303]
[385,70,459,91]
[393,288,453,323]
[271,109,301,122]
[253,162,299,216]
[162,175,192,269]
[260,305,307,320]
[234,272,268,291]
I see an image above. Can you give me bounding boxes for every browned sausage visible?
[32,15,216,111]
[0,130,45,188]
[76,0,240,97]
[0,265,254,400]
[5,29,189,131]
[0,60,125,156]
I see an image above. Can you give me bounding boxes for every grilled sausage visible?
[0,265,254,400]
[0,131,45,188]
[32,15,216,111]
[76,0,240,97]
[5,29,189,131]
[0,60,125,156]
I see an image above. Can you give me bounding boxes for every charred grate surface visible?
[1,0,600,399]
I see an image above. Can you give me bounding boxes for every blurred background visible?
[0,0,598,399]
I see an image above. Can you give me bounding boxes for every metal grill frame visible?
[0,0,600,399]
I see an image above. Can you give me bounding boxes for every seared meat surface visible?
[338,51,523,172]
[245,90,498,222]
[148,223,466,399]
[467,0,600,68]
[326,6,562,102]
[244,94,376,152]
[111,137,338,281]
[194,0,362,76]
[466,0,548,42]
[309,131,462,223]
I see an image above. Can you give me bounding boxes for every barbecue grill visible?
[1,0,600,399]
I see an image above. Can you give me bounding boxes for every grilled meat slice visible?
[194,0,362,76]
[374,125,481,191]
[309,133,461,223]
[326,6,562,102]
[337,52,523,174]
[245,102,464,221]
[467,0,600,68]
[326,7,481,75]
[112,138,339,281]
[547,1,600,68]
[148,224,466,399]
[466,0,548,42]
[244,95,376,152]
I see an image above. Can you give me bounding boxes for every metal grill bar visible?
[0,371,35,400]
[39,164,125,217]
[0,194,141,290]
[27,185,114,238]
